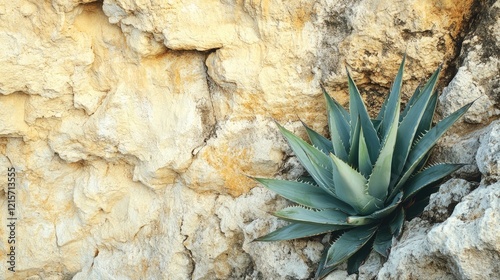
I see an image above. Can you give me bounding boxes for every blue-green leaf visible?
[274,206,350,225]
[392,102,473,195]
[373,224,392,257]
[358,126,373,178]
[402,164,464,201]
[254,178,355,212]
[302,121,333,155]
[400,84,422,121]
[346,192,402,226]
[323,87,350,161]
[391,66,441,187]
[348,116,361,168]
[380,55,405,142]
[297,174,318,186]
[255,222,349,242]
[347,236,375,274]
[325,225,379,268]
[405,196,430,220]
[277,123,336,196]
[347,70,380,163]
[415,91,438,141]
[330,154,382,215]
[367,91,400,200]
[390,208,405,237]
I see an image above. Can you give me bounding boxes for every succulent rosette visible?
[254,56,472,279]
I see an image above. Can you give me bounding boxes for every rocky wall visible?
[0,0,498,279]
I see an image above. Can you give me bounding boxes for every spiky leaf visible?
[367,92,399,200]
[254,178,355,213]
[347,70,380,162]
[402,164,464,201]
[380,55,405,141]
[415,91,438,140]
[373,224,393,257]
[274,206,350,225]
[358,125,373,177]
[302,121,333,155]
[348,116,361,168]
[400,84,422,121]
[256,222,350,242]
[323,87,350,160]
[389,208,405,237]
[346,192,402,225]
[347,237,375,274]
[392,102,473,196]
[391,66,441,188]
[330,154,382,215]
[324,225,378,268]
[276,123,336,196]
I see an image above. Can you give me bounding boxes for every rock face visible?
[0,0,498,279]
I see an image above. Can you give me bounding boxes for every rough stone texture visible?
[428,182,500,279]
[0,0,499,279]
[476,120,500,181]
[422,179,475,223]
[377,219,456,280]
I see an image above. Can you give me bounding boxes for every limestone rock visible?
[377,219,455,280]
[438,1,500,124]
[476,120,500,181]
[422,179,475,223]
[428,182,500,279]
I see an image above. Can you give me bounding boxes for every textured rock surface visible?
[428,182,500,279]
[0,0,499,280]
[476,120,500,181]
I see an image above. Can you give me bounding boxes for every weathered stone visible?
[476,120,500,181]
[428,182,500,279]
[377,219,455,280]
[422,179,475,223]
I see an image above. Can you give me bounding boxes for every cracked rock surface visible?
[0,0,499,279]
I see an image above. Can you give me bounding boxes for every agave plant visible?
[254,56,472,278]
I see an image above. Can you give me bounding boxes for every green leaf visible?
[298,174,318,186]
[347,236,375,274]
[348,116,361,168]
[276,123,336,196]
[316,243,337,279]
[347,70,380,163]
[325,225,379,268]
[405,196,430,220]
[389,208,405,237]
[376,93,389,121]
[330,154,382,215]
[380,55,405,142]
[400,83,422,121]
[392,102,473,195]
[323,86,350,160]
[373,224,392,257]
[255,222,349,242]
[367,92,400,200]
[346,192,402,225]
[415,91,438,140]
[358,126,373,178]
[302,121,333,155]
[402,164,464,201]
[254,178,355,213]
[391,66,441,187]
[274,206,350,225]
